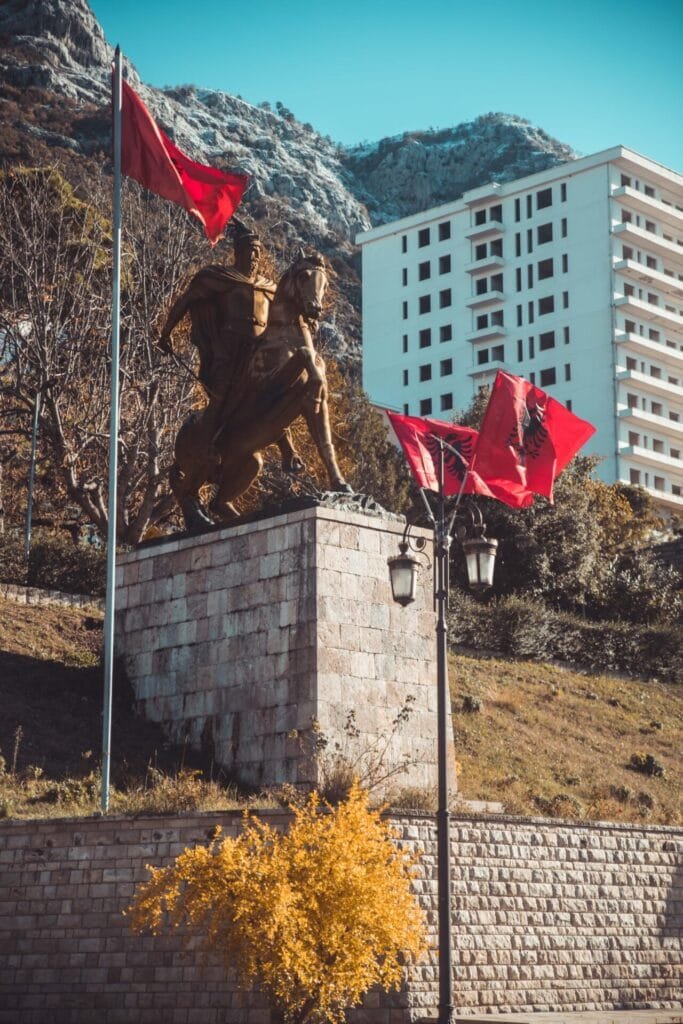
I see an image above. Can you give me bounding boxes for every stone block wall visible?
[0,811,680,1023]
[115,507,442,791]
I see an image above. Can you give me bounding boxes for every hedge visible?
[448,591,682,684]
[0,532,106,597]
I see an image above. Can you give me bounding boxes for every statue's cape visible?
[190,264,277,300]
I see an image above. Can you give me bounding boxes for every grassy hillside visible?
[0,596,680,823]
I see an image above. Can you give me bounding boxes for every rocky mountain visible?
[0,0,577,360]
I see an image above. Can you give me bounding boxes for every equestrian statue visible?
[158,220,352,530]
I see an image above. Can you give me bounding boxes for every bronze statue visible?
[159,227,351,530]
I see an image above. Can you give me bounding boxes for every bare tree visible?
[0,166,209,544]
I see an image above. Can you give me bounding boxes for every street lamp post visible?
[388,437,497,1024]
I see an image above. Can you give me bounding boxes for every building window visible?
[403,369,409,386]
[419,295,431,314]
[516,268,522,291]
[526,195,533,218]
[402,334,408,353]
[420,398,432,415]
[629,468,641,484]
[627,393,638,408]
[562,253,568,273]
[653,439,664,453]
[566,399,572,411]
[515,198,521,222]
[491,344,504,361]
[528,300,534,324]
[621,174,631,187]
[490,204,503,223]
[561,217,567,237]
[475,242,487,260]
[648,328,660,340]
[539,330,555,350]
[402,268,408,286]
[439,254,451,274]
[418,227,430,247]
[529,337,535,359]
[563,291,569,309]
[419,261,431,281]
[419,328,432,348]
[645,220,656,234]
[644,184,655,198]
[515,233,521,257]
[529,371,536,384]
[527,228,533,253]
[537,222,553,244]
[537,187,552,210]
[538,257,554,280]
[402,301,408,320]
[476,314,488,330]
[622,209,632,224]
[564,326,570,344]
[440,324,452,342]
[403,403,409,415]
[440,358,453,376]
[540,367,556,387]
[491,238,503,257]
[475,209,486,226]
[651,401,663,416]
[476,277,488,295]
[439,288,452,308]
[646,255,657,269]
[477,348,489,365]
[560,183,567,202]
[539,295,555,315]
[623,246,634,260]
[419,364,432,382]
[564,363,571,381]
[491,273,503,292]
[654,476,665,491]
[516,305,523,327]
[440,393,453,411]
[401,235,407,253]
[517,338,523,361]
[628,431,640,446]
[491,310,504,326]
[527,265,534,288]
[626,356,637,370]
[438,221,451,241]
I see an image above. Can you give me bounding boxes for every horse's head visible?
[277,251,328,323]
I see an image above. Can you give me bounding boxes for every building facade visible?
[357,146,683,512]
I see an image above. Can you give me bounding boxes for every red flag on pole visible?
[473,372,596,502]
[119,77,248,244]
[386,411,532,507]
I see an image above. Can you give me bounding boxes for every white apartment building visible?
[357,146,683,512]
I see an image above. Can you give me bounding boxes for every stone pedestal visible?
[115,505,453,792]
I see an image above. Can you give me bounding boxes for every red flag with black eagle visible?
[472,372,596,502]
[119,77,248,244]
[386,411,532,507]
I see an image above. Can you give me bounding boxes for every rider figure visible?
[158,220,276,419]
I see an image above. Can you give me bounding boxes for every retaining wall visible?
[0,810,680,1023]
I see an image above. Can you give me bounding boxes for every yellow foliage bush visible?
[128,784,426,1024]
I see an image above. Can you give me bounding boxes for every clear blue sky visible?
[91,0,683,170]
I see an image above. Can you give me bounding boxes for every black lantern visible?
[387,542,421,606]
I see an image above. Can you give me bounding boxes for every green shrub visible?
[448,591,682,683]
[0,531,105,597]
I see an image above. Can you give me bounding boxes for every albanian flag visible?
[386,411,532,507]
[473,372,596,503]
[119,77,248,244]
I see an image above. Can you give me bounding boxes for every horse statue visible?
[169,251,352,530]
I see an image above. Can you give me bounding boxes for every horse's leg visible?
[210,451,264,521]
[302,381,352,494]
[278,427,305,474]
[170,412,217,531]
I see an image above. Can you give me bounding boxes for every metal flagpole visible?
[24,389,42,568]
[101,45,122,813]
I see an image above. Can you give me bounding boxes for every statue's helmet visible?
[232,216,263,253]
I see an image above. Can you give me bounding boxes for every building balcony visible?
[617,368,683,401]
[465,324,506,343]
[619,444,683,475]
[612,222,683,267]
[468,359,510,379]
[614,331,683,372]
[465,221,505,241]
[618,406,683,438]
[465,256,506,275]
[611,185,683,233]
[466,290,505,309]
[617,476,683,512]
[613,259,683,300]
[614,295,683,339]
